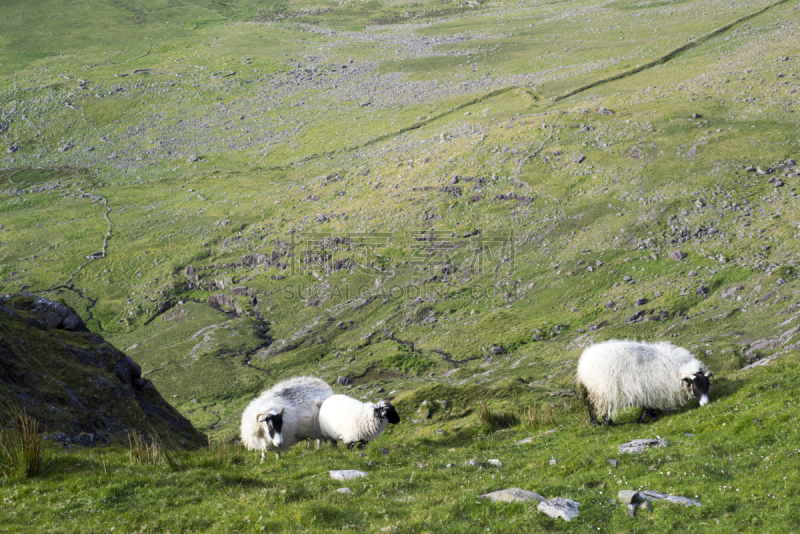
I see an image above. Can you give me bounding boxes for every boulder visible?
[537,497,580,521]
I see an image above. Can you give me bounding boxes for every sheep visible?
[240,376,334,462]
[318,395,400,449]
[576,339,713,426]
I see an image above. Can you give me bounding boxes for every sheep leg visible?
[587,404,600,426]
[356,441,368,450]
[260,450,265,464]
[637,408,649,424]
[346,442,356,450]
[602,415,616,427]
[648,408,659,420]
[276,451,282,460]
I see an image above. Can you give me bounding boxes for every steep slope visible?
[0,294,204,446]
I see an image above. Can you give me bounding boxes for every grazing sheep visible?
[318,395,400,449]
[576,340,713,426]
[241,376,334,462]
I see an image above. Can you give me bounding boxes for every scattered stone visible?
[381,447,389,455]
[517,437,534,444]
[637,500,651,511]
[608,499,617,505]
[72,433,95,447]
[605,300,615,309]
[337,376,351,386]
[329,470,368,481]
[635,298,648,305]
[598,107,614,115]
[537,498,581,521]
[627,503,637,517]
[549,458,558,465]
[445,463,454,469]
[669,250,686,261]
[490,345,504,355]
[696,286,708,295]
[683,433,696,437]
[596,260,604,267]
[618,490,645,504]
[607,459,618,468]
[575,154,586,164]
[488,459,502,468]
[623,275,633,281]
[464,459,480,467]
[480,488,545,503]
[618,437,669,454]
[639,490,702,507]
[48,432,72,443]
[335,487,352,493]
[688,270,698,277]
[367,461,376,467]
[692,113,701,119]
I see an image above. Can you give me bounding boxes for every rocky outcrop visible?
[0,294,205,446]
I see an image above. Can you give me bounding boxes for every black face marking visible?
[264,412,283,439]
[683,372,711,402]
[375,403,400,424]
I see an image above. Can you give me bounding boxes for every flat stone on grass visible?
[618,437,668,454]
[329,470,369,481]
[537,497,580,521]
[479,488,545,503]
[335,488,352,493]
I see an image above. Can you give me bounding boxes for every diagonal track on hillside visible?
[554,0,794,103]
[260,0,791,173]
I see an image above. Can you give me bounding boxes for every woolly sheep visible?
[576,339,713,426]
[241,376,334,462]
[318,395,400,449]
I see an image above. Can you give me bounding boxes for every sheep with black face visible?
[576,340,713,426]
[318,395,400,449]
[241,376,334,462]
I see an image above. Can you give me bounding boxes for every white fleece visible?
[576,339,706,418]
[318,395,390,446]
[240,376,333,455]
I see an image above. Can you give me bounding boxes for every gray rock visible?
[688,270,698,277]
[618,437,668,454]
[381,447,389,455]
[329,470,368,481]
[464,459,480,467]
[112,355,142,388]
[696,286,708,295]
[517,437,534,444]
[445,463,454,469]
[337,376,351,386]
[635,298,648,305]
[618,490,644,504]
[608,499,617,505]
[627,503,637,517]
[335,488,352,493]
[72,433,95,447]
[638,500,651,511]
[490,345,504,355]
[598,107,614,115]
[683,433,696,437]
[607,459,618,468]
[639,490,702,507]
[367,461,376,467]
[549,458,558,465]
[480,488,545,503]
[49,432,72,443]
[669,250,686,261]
[605,300,615,309]
[537,497,580,521]
[487,459,502,467]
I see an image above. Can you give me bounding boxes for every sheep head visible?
[681,370,712,407]
[257,407,285,446]
[375,401,400,425]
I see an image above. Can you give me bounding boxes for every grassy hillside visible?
[1,0,800,528]
[1,356,798,532]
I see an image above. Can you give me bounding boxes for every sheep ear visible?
[257,413,267,423]
[278,407,285,416]
[705,371,714,378]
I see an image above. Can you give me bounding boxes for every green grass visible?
[2,0,800,529]
[2,358,798,532]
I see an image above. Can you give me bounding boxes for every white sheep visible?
[240,376,333,462]
[576,339,713,426]
[318,395,400,449]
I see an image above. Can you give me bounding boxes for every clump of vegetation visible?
[477,398,518,433]
[0,404,42,479]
